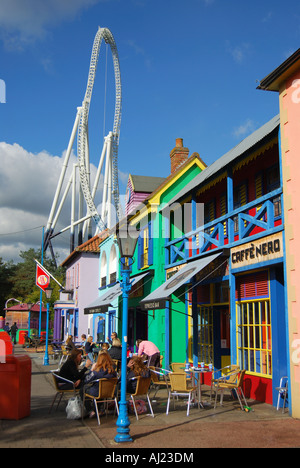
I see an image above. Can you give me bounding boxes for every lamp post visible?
[115,226,139,444]
[27,302,33,338]
[43,285,53,366]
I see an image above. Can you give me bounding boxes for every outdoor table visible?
[185,367,213,408]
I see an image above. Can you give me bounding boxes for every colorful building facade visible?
[258,48,300,417]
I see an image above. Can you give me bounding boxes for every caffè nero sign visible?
[231,232,283,268]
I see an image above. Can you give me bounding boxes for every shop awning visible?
[140,251,224,310]
[84,271,151,315]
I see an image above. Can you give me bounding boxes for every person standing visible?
[136,339,161,367]
[10,322,18,345]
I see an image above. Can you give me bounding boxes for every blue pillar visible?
[115,260,133,443]
[43,302,50,366]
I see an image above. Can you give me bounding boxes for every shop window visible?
[100,251,107,288]
[236,300,272,377]
[109,244,117,284]
[214,281,229,304]
[138,222,153,269]
[197,284,210,304]
[197,306,214,365]
[96,315,106,342]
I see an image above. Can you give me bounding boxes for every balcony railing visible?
[165,188,283,269]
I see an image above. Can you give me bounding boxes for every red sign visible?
[36,264,50,291]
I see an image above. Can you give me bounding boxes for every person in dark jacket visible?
[10,322,18,344]
[59,348,92,389]
[108,338,122,361]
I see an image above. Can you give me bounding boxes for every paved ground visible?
[0,346,299,450]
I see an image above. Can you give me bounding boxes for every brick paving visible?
[1,346,299,449]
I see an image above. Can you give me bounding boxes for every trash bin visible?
[0,354,31,419]
[18,330,28,345]
[0,331,13,356]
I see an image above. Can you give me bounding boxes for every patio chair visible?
[82,377,119,425]
[49,371,79,414]
[112,359,121,373]
[210,364,240,401]
[276,376,288,413]
[127,376,154,420]
[58,345,70,367]
[166,372,198,417]
[170,362,186,373]
[149,366,170,399]
[214,369,248,410]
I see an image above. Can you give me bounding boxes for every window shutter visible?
[236,270,269,300]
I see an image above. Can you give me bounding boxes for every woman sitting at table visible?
[108,338,122,361]
[84,352,117,397]
[59,348,92,389]
[126,355,151,394]
[65,335,76,352]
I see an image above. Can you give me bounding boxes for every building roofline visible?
[257,49,300,92]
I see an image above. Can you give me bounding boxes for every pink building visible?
[258,48,300,417]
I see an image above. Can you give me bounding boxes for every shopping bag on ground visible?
[128,399,147,414]
[66,396,83,419]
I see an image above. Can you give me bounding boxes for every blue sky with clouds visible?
[0,0,299,262]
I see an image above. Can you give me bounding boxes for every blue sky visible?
[0,0,299,263]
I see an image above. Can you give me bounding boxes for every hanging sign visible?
[36,264,50,292]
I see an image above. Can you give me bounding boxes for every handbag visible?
[66,396,83,420]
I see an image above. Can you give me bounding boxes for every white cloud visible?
[226,41,251,64]
[0,141,101,263]
[232,119,257,139]
[0,0,102,50]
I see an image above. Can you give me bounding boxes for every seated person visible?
[101,342,110,351]
[84,353,117,398]
[84,336,97,363]
[65,335,76,352]
[59,348,92,389]
[126,355,151,394]
[108,338,122,361]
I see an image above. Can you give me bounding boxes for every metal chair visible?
[127,376,154,420]
[166,372,198,416]
[210,365,240,401]
[213,369,248,410]
[276,376,288,413]
[149,366,170,399]
[49,371,79,413]
[83,377,119,425]
[58,345,70,367]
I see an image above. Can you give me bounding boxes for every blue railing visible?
[165,188,283,269]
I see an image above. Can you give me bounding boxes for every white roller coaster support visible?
[77,27,122,232]
[46,107,82,233]
[45,27,121,255]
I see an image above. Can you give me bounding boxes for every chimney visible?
[170,138,189,174]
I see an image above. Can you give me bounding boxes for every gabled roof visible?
[4,303,47,312]
[61,231,109,267]
[128,175,166,193]
[166,114,280,206]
